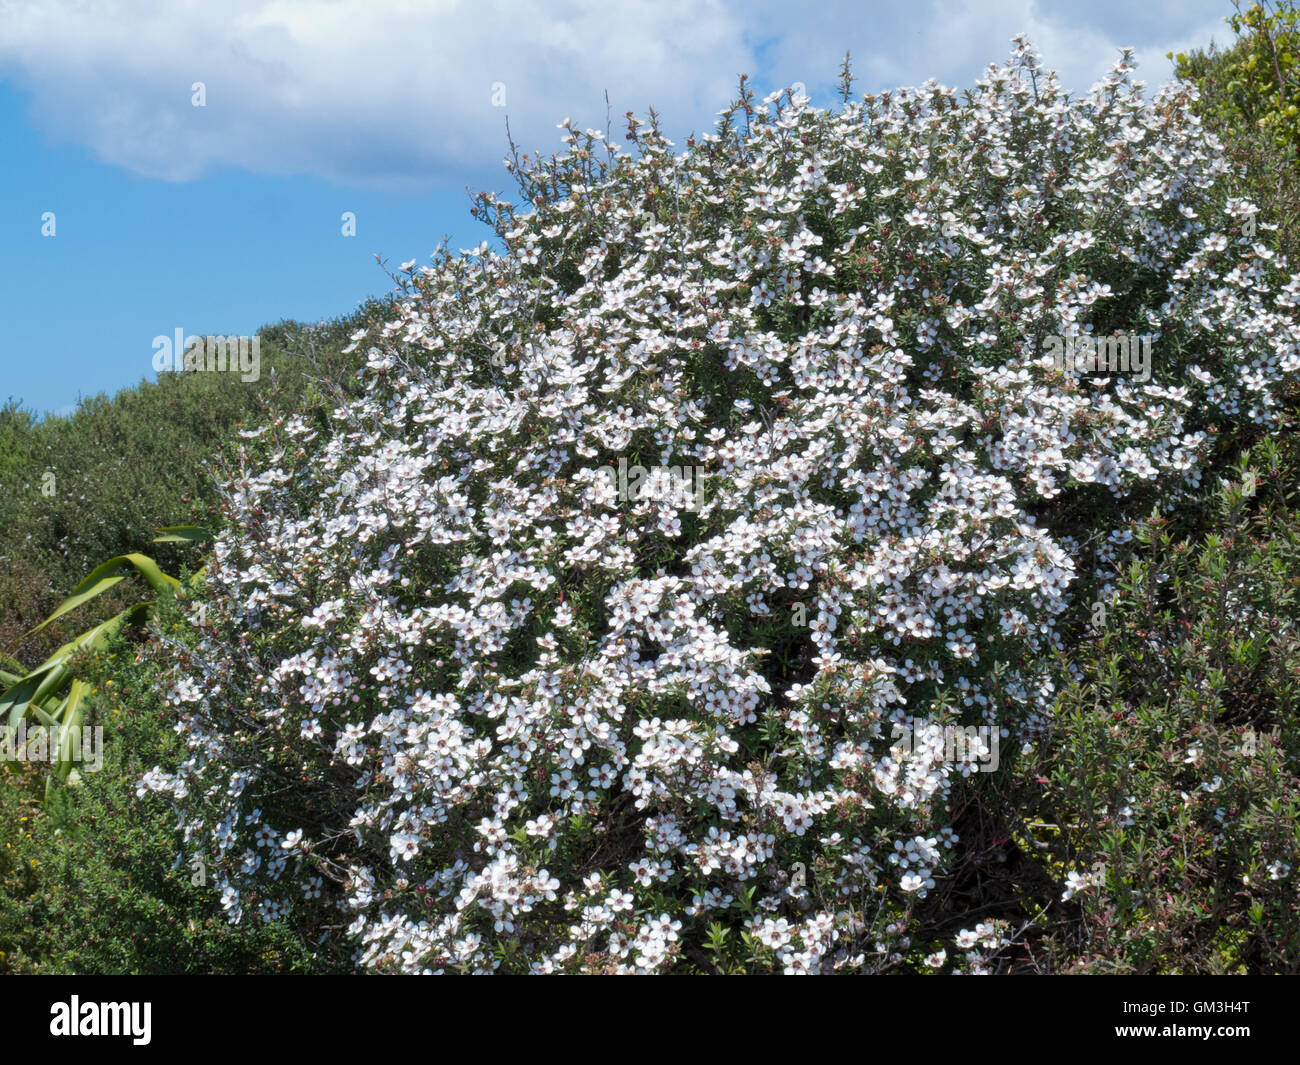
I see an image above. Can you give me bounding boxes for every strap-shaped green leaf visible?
[20,554,178,641]
[52,680,90,782]
[3,603,151,728]
[1,671,46,731]
[30,705,58,729]
[152,525,212,544]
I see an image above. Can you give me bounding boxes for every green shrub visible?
[1172,2,1300,260]
[0,308,383,671]
[1012,440,1300,972]
[0,610,343,974]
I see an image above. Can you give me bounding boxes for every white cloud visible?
[0,0,1235,190]
[750,0,1231,100]
[1,0,749,189]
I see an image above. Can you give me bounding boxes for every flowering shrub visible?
[139,39,1299,973]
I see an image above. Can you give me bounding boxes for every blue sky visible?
[0,0,1237,417]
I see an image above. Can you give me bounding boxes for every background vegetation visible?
[0,306,383,972]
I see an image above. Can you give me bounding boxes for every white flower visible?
[1061,870,1094,901]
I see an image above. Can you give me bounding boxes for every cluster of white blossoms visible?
[140,37,1298,973]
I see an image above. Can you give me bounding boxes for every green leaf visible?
[3,603,150,728]
[152,525,212,544]
[19,554,179,642]
[52,680,91,784]
[29,705,58,729]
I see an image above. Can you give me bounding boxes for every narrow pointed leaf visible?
[53,680,90,783]
[21,554,178,641]
[152,525,211,544]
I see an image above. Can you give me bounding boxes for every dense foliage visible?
[1,311,381,972]
[1172,1,1300,262]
